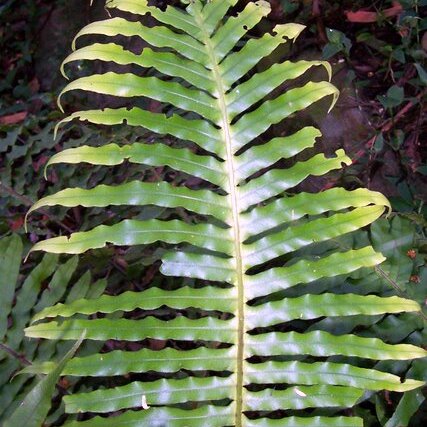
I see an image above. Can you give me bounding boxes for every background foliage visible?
[0,0,426,425]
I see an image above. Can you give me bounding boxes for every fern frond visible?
[27,1,426,425]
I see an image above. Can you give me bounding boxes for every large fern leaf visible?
[26,1,426,425]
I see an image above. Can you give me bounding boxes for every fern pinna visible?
[26,1,426,426]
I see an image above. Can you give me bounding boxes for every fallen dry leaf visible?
[0,111,27,125]
[422,32,427,52]
[9,216,24,231]
[346,1,403,23]
[32,155,49,172]
[29,77,40,94]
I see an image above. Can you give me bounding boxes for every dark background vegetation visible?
[0,0,426,425]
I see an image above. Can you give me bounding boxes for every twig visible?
[0,182,74,233]
[31,4,56,46]
[0,182,34,207]
[375,266,427,322]
[312,0,327,44]
[377,88,427,133]
[0,342,31,366]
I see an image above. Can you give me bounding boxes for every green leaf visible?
[241,188,390,237]
[243,206,385,268]
[210,1,270,62]
[197,0,239,35]
[245,247,385,299]
[63,377,234,413]
[59,73,220,123]
[56,108,223,156]
[6,253,58,349]
[246,361,424,392]
[0,234,23,340]
[227,61,332,118]
[231,81,339,150]
[62,406,233,427]
[378,85,405,109]
[249,417,363,427]
[247,330,427,360]
[384,389,425,427]
[46,142,226,187]
[235,126,322,180]
[245,385,364,411]
[62,44,216,93]
[21,347,235,376]
[72,18,209,65]
[30,219,233,255]
[323,28,352,59]
[106,0,201,37]
[247,294,420,328]
[161,251,236,283]
[220,23,305,88]
[32,286,236,321]
[414,63,427,85]
[25,317,237,342]
[3,337,83,427]
[239,150,351,210]
[29,181,230,223]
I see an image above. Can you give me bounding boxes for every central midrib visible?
[192,7,245,427]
